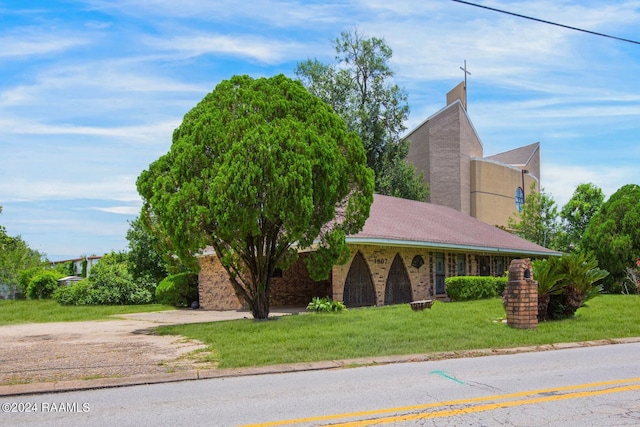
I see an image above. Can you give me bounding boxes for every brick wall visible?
[505,259,538,329]
[199,246,517,310]
[270,253,331,306]
[332,245,433,305]
[331,245,513,306]
[198,255,246,310]
[198,253,330,310]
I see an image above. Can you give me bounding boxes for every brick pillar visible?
[505,259,538,330]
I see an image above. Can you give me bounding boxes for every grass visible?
[156,295,640,369]
[0,299,175,325]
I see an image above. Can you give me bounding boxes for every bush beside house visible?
[155,273,199,308]
[445,276,506,301]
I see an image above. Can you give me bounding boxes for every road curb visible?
[2,337,640,397]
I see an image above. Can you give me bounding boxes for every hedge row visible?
[445,276,507,301]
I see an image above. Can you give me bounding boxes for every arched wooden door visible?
[384,253,413,305]
[343,252,376,307]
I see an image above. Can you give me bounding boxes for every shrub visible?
[546,252,608,319]
[26,271,62,299]
[87,252,154,305]
[54,279,93,305]
[18,267,41,295]
[306,296,346,312]
[53,252,155,305]
[445,276,497,301]
[494,276,508,296]
[155,273,199,307]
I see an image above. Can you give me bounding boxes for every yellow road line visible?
[241,377,640,427]
[333,384,640,426]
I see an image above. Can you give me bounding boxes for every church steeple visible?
[446,81,467,110]
[444,59,471,110]
[459,60,470,109]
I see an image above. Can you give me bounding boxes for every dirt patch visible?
[0,309,265,386]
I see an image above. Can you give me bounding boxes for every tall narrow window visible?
[457,254,466,275]
[515,187,524,212]
[496,257,505,276]
[435,253,445,294]
[384,253,413,305]
[343,252,376,307]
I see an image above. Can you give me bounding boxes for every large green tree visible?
[557,183,604,252]
[508,184,560,248]
[295,29,428,201]
[137,74,374,319]
[582,184,640,292]
[0,206,44,296]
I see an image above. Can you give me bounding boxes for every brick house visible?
[198,194,560,310]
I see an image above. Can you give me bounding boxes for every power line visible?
[451,0,640,45]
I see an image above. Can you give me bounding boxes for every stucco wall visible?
[471,159,539,228]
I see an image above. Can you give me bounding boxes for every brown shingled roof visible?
[348,194,560,256]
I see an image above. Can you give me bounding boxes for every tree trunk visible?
[537,294,550,322]
[251,286,271,320]
[563,286,584,317]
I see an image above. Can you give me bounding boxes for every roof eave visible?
[345,237,562,257]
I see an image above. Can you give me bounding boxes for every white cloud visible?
[542,163,637,207]
[0,33,86,58]
[91,206,141,215]
[84,0,352,26]
[0,117,179,142]
[143,33,307,64]
[0,177,141,203]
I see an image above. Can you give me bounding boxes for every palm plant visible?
[532,257,566,321]
[552,252,608,318]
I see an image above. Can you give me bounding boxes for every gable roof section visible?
[486,142,539,167]
[348,194,560,256]
[404,99,484,152]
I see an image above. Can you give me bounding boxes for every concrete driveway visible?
[0,308,304,395]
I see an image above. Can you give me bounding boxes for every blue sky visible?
[1,0,639,261]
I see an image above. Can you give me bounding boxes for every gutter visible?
[345,237,562,257]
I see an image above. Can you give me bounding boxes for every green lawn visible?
[0,299,175,325]
[157,295,640,369]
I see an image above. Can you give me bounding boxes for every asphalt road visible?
[3,342,640,426]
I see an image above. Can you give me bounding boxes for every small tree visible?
[126,216,169,285]
[137,74,374,319]
[508,184,560,248]
[557,183,604,252]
